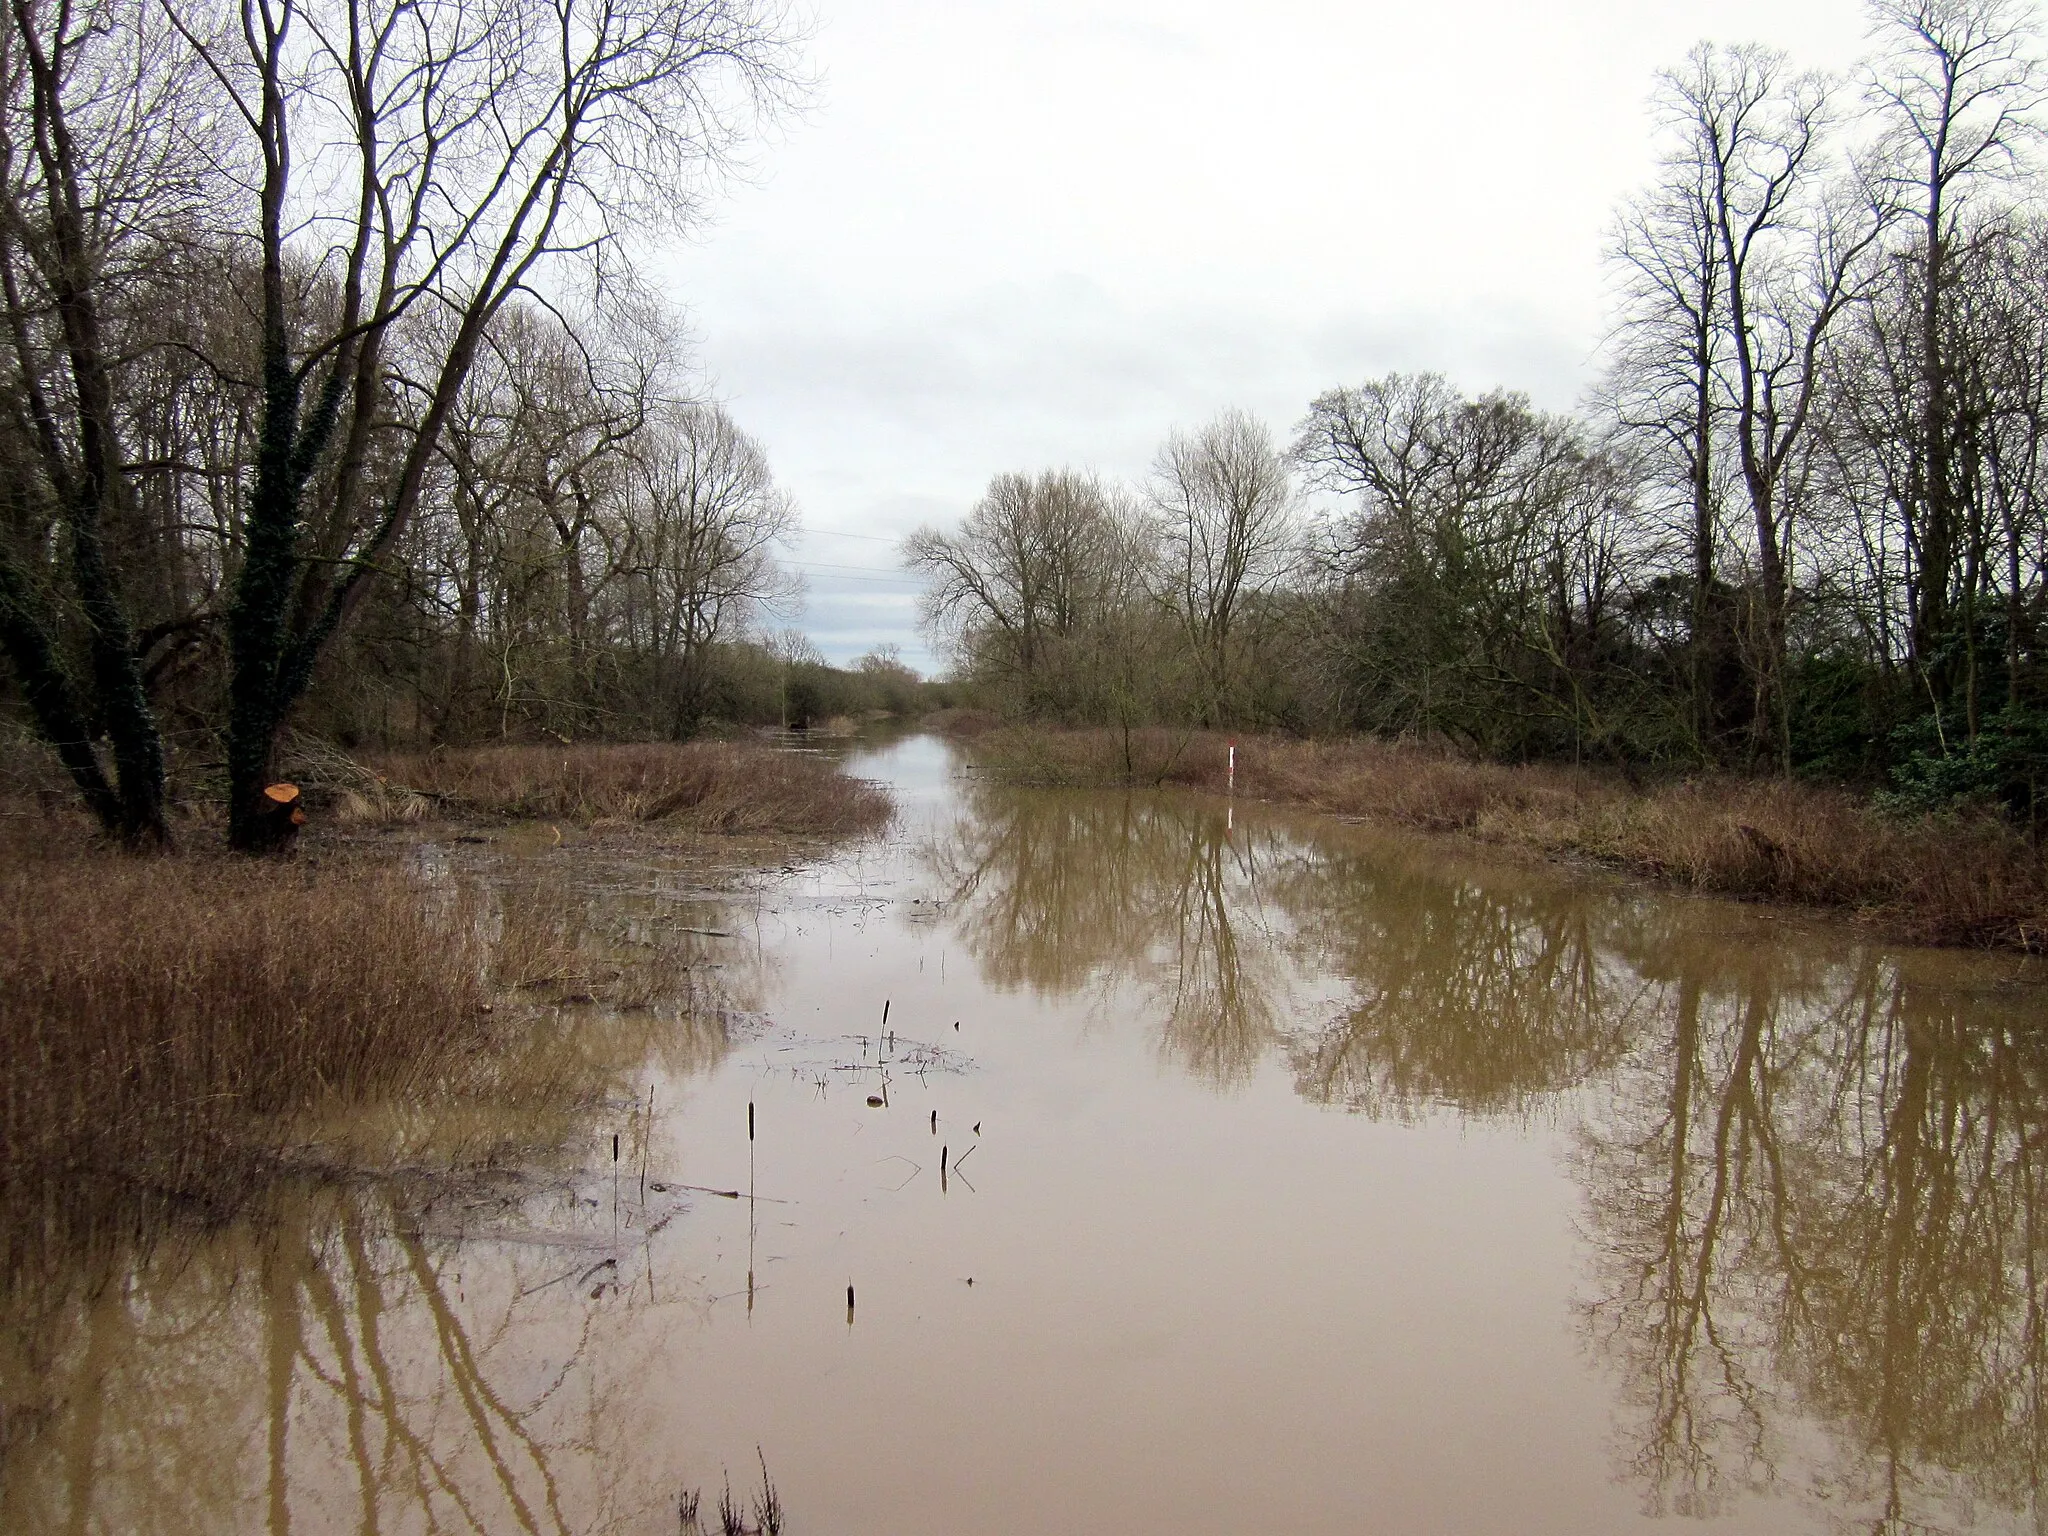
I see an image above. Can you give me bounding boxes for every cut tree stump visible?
[253,782,305,852]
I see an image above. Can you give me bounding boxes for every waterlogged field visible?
[7,734,2048,1534]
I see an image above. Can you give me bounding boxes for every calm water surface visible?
[9,734,2048,1534]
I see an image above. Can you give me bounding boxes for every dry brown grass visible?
[0,829,758,1281]
[0,735,865,1279]
[342,741,891,836]
[0,835,496,1277]
[967,726,2048,949]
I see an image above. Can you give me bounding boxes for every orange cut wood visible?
[262,783,301,804]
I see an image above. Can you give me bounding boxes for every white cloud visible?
[655,0,1875,667]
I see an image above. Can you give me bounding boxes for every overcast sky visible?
[654,0,1877,672]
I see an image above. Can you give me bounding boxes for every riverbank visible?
[302,737,894,833]
[958,726,2048,950]
[0,740,890,1282]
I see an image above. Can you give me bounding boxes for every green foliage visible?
[1785,651,1906,784]
[1877,705,2048,824]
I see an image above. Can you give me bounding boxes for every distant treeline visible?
[282,307,956,745]
[907,3,2048,825]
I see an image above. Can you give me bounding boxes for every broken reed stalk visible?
[640,1085,653,1205]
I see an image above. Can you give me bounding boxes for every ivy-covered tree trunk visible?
[224,469,302,851]
[223,206,350,853]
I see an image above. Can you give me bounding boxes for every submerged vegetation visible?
[964,726,2048,948]
[0,839,490,1278]
[0,735,885,1282]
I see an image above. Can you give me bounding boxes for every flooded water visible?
[8,733,2048,1534]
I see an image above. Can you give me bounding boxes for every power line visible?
[799,527,902,545]
[786,565,923,588]
[787,559,922,582]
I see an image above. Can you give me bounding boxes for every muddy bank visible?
[957,724,2048,950]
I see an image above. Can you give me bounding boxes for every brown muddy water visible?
[7,733,2048,1535]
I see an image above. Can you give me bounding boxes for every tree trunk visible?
[0,553,125,833]
[1689,334,1719,760]
[1912,199,1957,703]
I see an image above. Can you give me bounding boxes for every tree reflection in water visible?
[10,788,2048,1533]
[922,784,1289,1086]
[1,849,760,1536]
[3,1178,696,1536]
[920,782,2048,1532]
[1579,945,2048,1532]
[1270,839,1653,1118]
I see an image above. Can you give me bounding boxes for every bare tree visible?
[424,300,654,737]
[1664,44,1885,767]
[617,401,798,732]
[0,0,216,842]
[904,469,1149,718]
[1147,408,1296,724]
[1865,0,2045,697]
[1604,58,1733,755]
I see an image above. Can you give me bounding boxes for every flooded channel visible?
[8,733,2048,1533]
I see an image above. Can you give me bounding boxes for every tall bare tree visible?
[1662,45,1885,767]
[0,0,214,842]
[1865,0,2045,699]
[1147,408,1296,724]
[904,469,1149,718]
[1605,59,1732,755]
